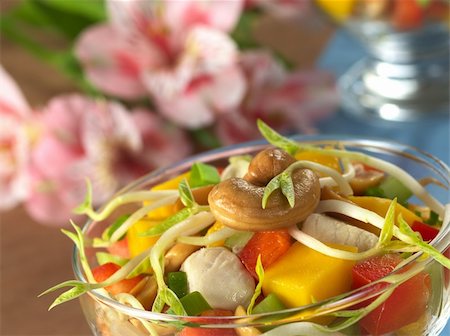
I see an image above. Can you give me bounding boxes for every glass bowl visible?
[73,135,450,336]
[315,0,449,121]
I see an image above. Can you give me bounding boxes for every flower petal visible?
[106,0,163,36]
[164,0,244,33]
[0,65,30,116]
[75,24,165,99]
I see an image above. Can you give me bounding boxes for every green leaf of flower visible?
[179,179,195,208]
[280,172,295,208]
[247,255,265,315]
[262,176,281,209]
[257,119,299,155]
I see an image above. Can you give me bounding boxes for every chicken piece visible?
[181,247,255,310]
[302,213,378,251]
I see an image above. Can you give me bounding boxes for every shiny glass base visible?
[339,58,449,122]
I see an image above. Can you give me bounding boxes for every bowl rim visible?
[72,134,450,326]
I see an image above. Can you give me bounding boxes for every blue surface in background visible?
[317,29,450,336]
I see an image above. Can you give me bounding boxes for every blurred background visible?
[0,0,448,335]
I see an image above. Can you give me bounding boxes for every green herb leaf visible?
[139,207,192,237]
[48,285,88,310]
[39,279,87,298]
[379,176,412,206]
[398,215,450,269]
[262,176,281,209]
[127,257,152,278]
[425,210,442,226]
[152,291,166,313]
[101,214,130,241]
[178,179,195,208]
[247,255,265,315]
[189,162,220,188]
[156,287,187,316]
[96,252,128,267]
[177,291,211,316]
[224,231,254,253]
[168,272,188,299]
[280,172,295,208]
[252,293,286,315]
[378,198,396,247]
[257,119,299,155]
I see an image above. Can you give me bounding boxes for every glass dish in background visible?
[315,0,449,121]
[73,136,450,336]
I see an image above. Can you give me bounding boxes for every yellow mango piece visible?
[151,172,190,191]
[128,172,190,257]
[127,218,161,258]
[349,196,421,226]
[262,242,356,309]
[295,151,341,172]
[146,172,190,219]
[206,221,225,247]
[315,0,356,22]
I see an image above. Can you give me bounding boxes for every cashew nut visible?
[208,148,321,231]
[164,243,201,273]
[349,163,384,195]
[244,148,296,186]
[133,276,157,310]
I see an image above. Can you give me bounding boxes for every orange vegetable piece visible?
[92,262,143,295]
[106,237,130,259]
[239,230,292,279]
[179,309,236,336]
[392,0,424,30]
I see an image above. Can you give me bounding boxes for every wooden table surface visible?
[0,7,334,335]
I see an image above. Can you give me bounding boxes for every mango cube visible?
[146,172,190,219]
[262,242,356,308]
[128,172,190,257]
[127,218,161,258]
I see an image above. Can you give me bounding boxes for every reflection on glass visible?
[316,0,449,121]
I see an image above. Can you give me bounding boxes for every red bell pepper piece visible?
[179,309,236,336]
[411,220,440,241]
[238,230,292,279]
[352,254,431,336]
[392,0,424,30]
[106,237,130,259]
[92,262,143,295]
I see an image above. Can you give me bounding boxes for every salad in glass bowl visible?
[43,121,450,336]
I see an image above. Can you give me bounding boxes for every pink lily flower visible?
[26,94,192,226]
[215,51,339,145]
[0,65,32,210]
[75,0,246,129]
